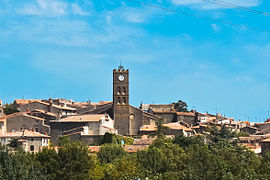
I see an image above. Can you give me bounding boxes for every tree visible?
[57,138,92,180]
[7,138,22,150]
[98,144,126,164]
[35,147,60,180]
[173,133,205,149]
[3,103,19,115]
[137,138,187,179]
[173,100,188,112]
[104,155,141,180]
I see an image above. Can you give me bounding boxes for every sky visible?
[1,0,270,122]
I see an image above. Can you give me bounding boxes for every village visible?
[1,65,270,155]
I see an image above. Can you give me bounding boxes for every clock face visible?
[118,75,125,81]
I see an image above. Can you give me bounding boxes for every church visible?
[112,65,157,135]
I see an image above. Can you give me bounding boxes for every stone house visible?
[13,99,42,109]
[163,122,195,137]
[176,112,197,126]
[240,126,259,135]
[27,109,57,125]
[1,112,50,135]
[0,130,50,153]
[261,138,270,155]
[18,101,76,116]
[50,114,117,145]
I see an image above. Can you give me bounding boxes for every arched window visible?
[117,97,121,105]
[122,97,126,105]
[122,87,126,94]
[117,86,121,95]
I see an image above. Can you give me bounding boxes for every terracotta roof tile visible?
[163,122,193,131]
[50,114,107,122]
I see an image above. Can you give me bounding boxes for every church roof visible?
[50,114,109,122]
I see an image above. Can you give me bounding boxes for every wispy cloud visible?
[211,23,219,32]
[71,3,91,16]
[18,0,67,16]
[17,0,92,17]
[171,0,260,10]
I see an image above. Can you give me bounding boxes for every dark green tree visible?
[35,147,60,180]
[57,138,92,180]
[98,144,126,164]
[3,103,19,115]
[173,100,188,112]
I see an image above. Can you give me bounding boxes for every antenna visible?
[118,60,124,70]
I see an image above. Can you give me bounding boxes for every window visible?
[122,87,126,94]
[117,86,121,94]
[30,145,34,151]
[35,128,39,132]
[122,97,126,105]
[117,97,121,105]
[31,138,34,141]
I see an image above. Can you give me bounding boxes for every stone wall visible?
[6,115,50,135]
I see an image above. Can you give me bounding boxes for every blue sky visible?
[1,0,270,122]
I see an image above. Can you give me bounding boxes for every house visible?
[13,99,42,109]
[240,126,259,135]
[176,111,197,125]
[50,114,117,145]
[27,109,57,125]
[0,129,50,152]
[139,125,157,135]
[261,138,270,155]
[1,112,50,135]
[18,100,76,116]
[163,122,195,137]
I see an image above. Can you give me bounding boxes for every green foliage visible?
[137,138,187,179]
[99,133,134,145]
[98,144,126,164]
[104,155,141,180]
[236,131,250,137]
[7,138,22,150]
[35,148,60,180]
[173,100,188,112]
[1,129,270,180]
[3,103,19,115]
[208,125,236,143]
[173,133,205,149]
[57,139,92,180]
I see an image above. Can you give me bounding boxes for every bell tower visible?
[113,65,130,135]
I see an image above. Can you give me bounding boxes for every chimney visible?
[49,98,53,113]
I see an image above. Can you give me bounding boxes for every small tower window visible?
[122,87,126,94]
[122,97,126,105]
[117,97,121,105]
[117,86,121,95]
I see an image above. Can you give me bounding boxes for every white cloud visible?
[71,3,90,16]
[171,0,260,10]
[211,24,219,32]
[19,0,67,16]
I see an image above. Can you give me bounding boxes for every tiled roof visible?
[50,114,107,122]
[261,138,270,143]
[124,145,149,153]
[139,125,157,131]
[30,109,57,117]
[0,112,45,121]
[176,112,196,116]
[133,137,155,145]
[14,99,42,106]
[0,130,50,138]
[163,122,193,131]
